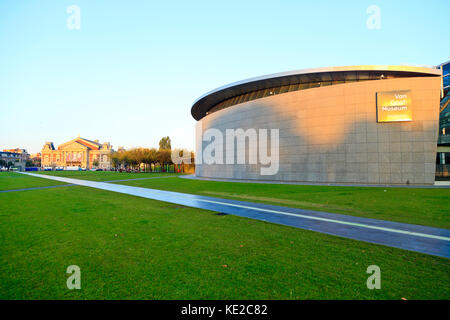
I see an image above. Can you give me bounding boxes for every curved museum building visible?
[192,65,443,184]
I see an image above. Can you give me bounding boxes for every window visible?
[255,89,265,99]
[248,91,258,100]
[443,63,450,77]
[443,75,450,88]
[288,83,299,92]
[279,85,290,93]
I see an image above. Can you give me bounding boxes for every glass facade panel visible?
[443,75,450,88]
[261,88,271,97]
[248,91,258,100]
[443,63,450,76]
[358,72,370,80]
[255,89,265,99]
[439,68,450,146]
[279,85,290,93]
[272,86,281,95]
[287,84,296,92]
[298,83,310,90]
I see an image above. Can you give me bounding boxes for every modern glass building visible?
[436,60,450,178]
[438,60,450,144]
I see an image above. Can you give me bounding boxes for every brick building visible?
[41,137,113,170]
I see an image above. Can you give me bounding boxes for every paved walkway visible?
[181,174,450,188]
[434,181,450,186]
[19,172,450,258]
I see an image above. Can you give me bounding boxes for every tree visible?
[109,140,188,173]
[92,159,99,168]
[127,148,144,172]
[110,152,120,170]
[135,148,146,171]
[0,159,6,168]
[25,160,33,167]
[119,151,130,170]
[7,161,14,169]
[157,149,172,170]
[142,148,157,172]
[159,136,171,150]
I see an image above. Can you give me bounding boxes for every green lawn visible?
[0,172,66,191]
[0,184,448,299]
[35,170,182,182]
[107,177,450,229]
[23,171,450,228]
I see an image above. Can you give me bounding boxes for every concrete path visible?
[19,172,450,258]
[434,181,450,186]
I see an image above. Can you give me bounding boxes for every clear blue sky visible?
[1,0,449,153]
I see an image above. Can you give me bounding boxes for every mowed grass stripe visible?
[0,172,67,191]
[109,176,450,229]
[0,186,448,299]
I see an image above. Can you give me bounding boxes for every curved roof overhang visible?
[191,65,441,121]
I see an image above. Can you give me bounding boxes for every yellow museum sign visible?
[376,90,412,122]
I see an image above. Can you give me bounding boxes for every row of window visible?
[0,153,20,158]
[209,80,358,115]
[439,85,450,145]
[43,155,109,162]
[206,71,428,117]
[441,62,449,98]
